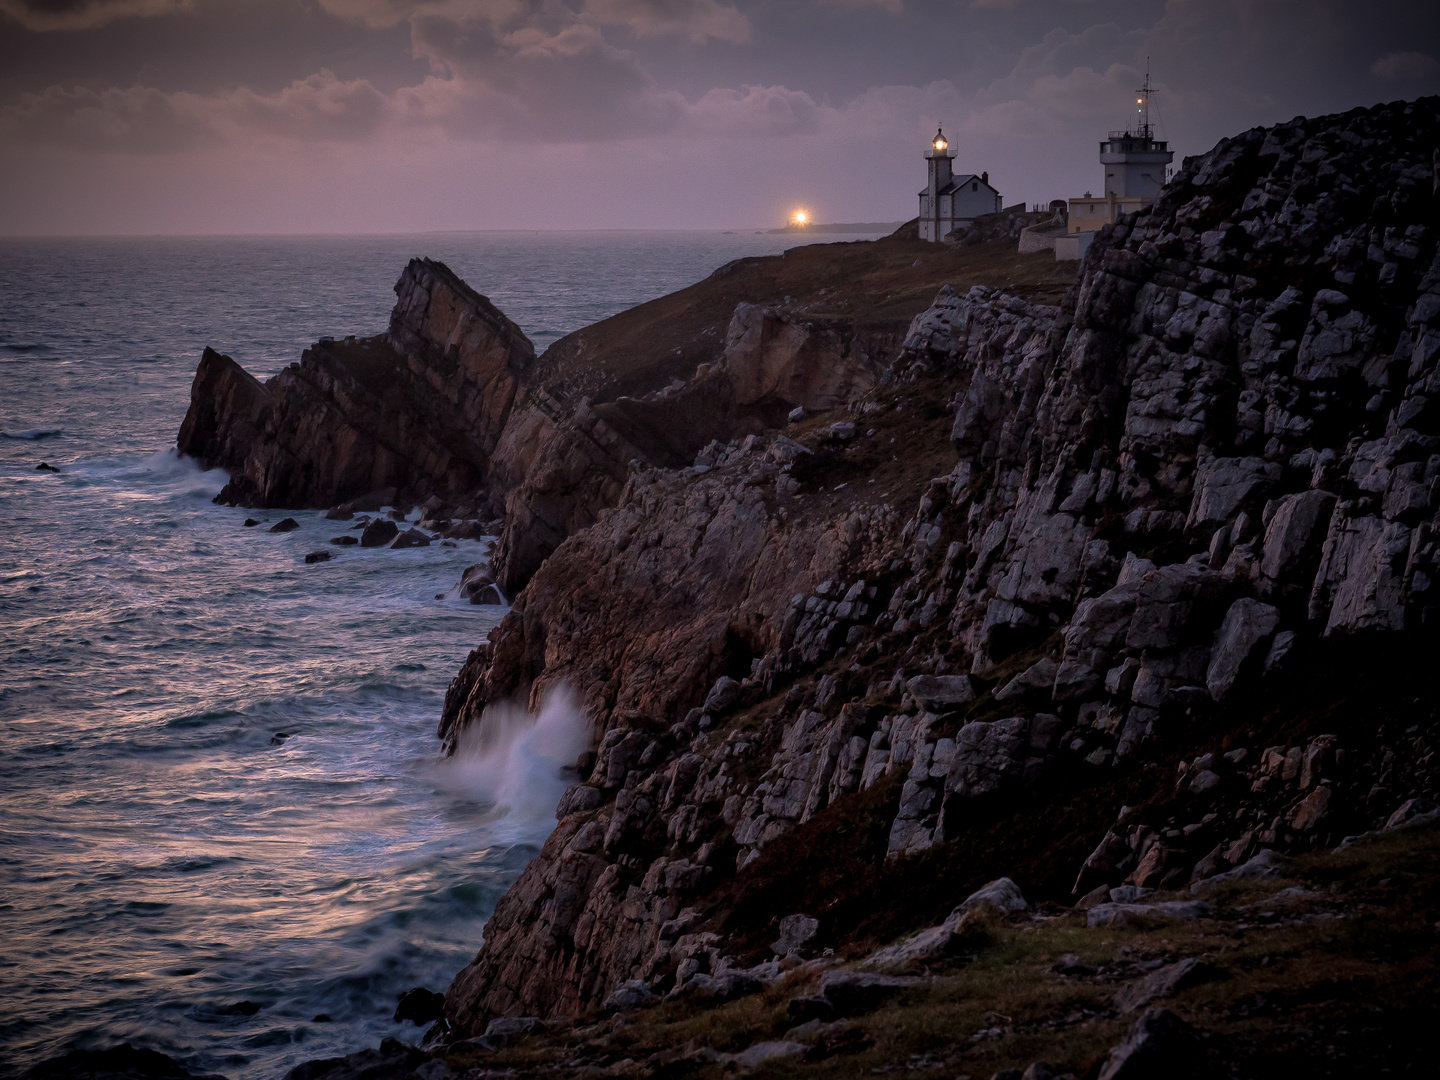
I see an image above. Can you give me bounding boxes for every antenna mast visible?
[1136,59,1152,140]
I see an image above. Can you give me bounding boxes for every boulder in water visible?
[391,528,431,549]
[330,535,358,546]
[460,562,495,599]
[304,550,333,564]
[243,519,261,527]
[360,519,399,547]
[394,987,446,1025]
[324,507,353,521]
[36,461,58,472]
[268,518,299,534]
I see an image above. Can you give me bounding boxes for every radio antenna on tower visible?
[1135,59,1153,139]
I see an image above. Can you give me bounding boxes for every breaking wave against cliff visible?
[444,686,592,846]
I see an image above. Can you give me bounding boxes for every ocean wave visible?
[1,428,63,440]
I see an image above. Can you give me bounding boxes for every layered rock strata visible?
[439,97,1440,1033]
[179,259,536,509]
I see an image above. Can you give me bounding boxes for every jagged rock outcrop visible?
[176,348,271,475]
[178,258,536,509]
[486,302,881,594]
[438,97,1440,1035]
[181,252,890,595]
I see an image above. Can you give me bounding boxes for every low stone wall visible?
[1017,223,1066,255]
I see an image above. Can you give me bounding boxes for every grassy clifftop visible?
[531,236,1077,405]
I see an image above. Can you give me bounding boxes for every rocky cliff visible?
[181,229,1058,596]
[178,258,536,509]
[436,96,1440,1037]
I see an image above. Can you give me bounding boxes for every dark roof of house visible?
[918,174,1000,197]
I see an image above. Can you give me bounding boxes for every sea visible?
[0,229,891,1079]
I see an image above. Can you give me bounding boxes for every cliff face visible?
[177,258,536,509]
[485,301,886,595]
[176,347,271,475]
[179,238,996,559]
[440,97,1440,1032]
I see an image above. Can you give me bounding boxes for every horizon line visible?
[0,223,909,241]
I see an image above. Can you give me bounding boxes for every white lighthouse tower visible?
[918,127,1002,242]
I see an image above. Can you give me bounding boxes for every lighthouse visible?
[918,128,1002,242]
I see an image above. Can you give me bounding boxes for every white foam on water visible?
[442,685,592,847]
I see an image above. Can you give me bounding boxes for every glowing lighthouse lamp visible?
[791,208,810,228]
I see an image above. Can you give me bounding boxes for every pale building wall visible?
[953,180,1000,221]
[1067,195,1149,233]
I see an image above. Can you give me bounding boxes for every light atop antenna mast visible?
[1134,59,1153,140]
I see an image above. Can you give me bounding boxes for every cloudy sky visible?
[1,0,1436,234]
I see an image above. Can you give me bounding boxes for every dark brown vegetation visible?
[440,820,1440,1079]
[532,236,1076,405]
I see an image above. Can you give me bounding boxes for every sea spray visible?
[444,686,591,846]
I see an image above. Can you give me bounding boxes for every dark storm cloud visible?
[0,0,820,147]
[0,68,389,151]
[0,0,186,31]
[1,0,1438,232]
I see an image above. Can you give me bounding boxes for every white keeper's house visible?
[918,127,1002,242]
